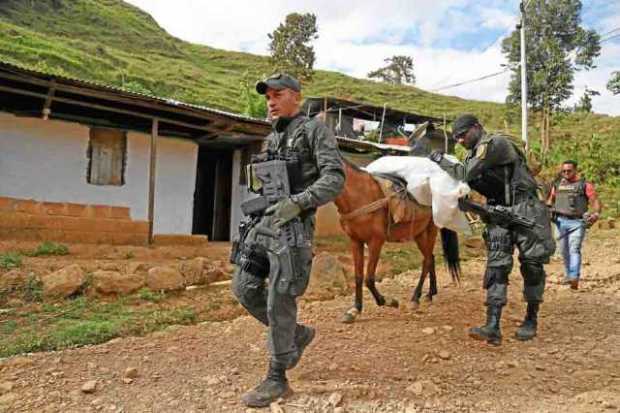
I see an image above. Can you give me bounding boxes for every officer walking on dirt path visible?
[547,160,602,290]
[231,73,345,407]
[430,114,555,346]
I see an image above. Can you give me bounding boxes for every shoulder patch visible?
[475,143,488,159]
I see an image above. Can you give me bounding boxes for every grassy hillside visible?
[0,0,618,211]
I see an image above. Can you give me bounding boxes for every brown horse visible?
[333,157,461,323]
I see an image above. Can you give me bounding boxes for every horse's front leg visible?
[342,240,364,324]
[366,238,399,308]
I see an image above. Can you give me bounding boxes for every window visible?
[87,128,127,186]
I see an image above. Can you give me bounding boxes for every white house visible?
[0,61,269,244]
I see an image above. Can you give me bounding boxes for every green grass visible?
[0,0,618,209]
[137,287,165,302]
[0,295,197,358]
[0,252,22,269]
[382,244,424,276]
[27,241,69,257]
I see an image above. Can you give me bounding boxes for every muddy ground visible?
[0,227,619,413]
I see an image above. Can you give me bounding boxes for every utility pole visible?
[519,1,529,152]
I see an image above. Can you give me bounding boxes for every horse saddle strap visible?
[340,192,397,221]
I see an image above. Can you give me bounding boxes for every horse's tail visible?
[440,228,461,283]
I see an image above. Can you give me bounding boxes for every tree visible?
[367,56,415,85]
[574,87,600,112]
[501,0,600,154]
[239,71,267,119]
[607,71,620,95]
[268,13,318,82]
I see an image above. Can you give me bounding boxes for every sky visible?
[125,0,619,115]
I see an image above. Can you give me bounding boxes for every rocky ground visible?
[0,227,619,413]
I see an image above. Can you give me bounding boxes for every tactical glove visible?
[266,197,302,228]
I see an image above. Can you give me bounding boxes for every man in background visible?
[547,160,602,289]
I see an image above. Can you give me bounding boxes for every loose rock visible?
[124,367,139,379]
[146,267,185,291]
[41,264,84,298]
[81,380,98,394]
[328,392,343,407]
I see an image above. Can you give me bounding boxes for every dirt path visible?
[1,229,619,413]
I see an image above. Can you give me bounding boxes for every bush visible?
[29,241,69,257]
[0,252,22,269]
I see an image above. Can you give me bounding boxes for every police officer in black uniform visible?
[430,114,555,346]
[231,73,344,407]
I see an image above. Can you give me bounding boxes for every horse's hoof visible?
[410,301,420,311]
[386,298,399,308]
[341,308,359,324]
[341,313,355,324]
[424,295,433,303]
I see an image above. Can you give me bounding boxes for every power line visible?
[601,33,620,43]
[601,27,620,37]
[430,69,509,92]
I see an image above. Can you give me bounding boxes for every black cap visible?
[256,73,301,95]
[451,114,480,138]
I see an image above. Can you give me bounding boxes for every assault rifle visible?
[237,154,310,295]
[458,198,540,229]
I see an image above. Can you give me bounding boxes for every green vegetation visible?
[0,295,197,358]
[0,0,617,211]
[368,55,416,85]
[0,252,22,269]
[137,287,165,302]
[22,274,43,302]
[268,12,318,81]
[28,241,69,257]
[382,244,423,276]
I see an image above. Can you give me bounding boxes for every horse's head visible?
[407,121,432,146]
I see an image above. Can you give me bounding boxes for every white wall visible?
[150,133,198,234]
[0,113,198,234]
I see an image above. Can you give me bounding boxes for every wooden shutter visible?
[88,128,126,186]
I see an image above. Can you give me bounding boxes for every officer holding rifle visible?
[230,73,344,407]
[430,114,555,346]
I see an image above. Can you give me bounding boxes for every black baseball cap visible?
[256,73,301,95]
[452,114,480,138]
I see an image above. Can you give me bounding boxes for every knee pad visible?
[521,261,545,286]
[484,266,510,289]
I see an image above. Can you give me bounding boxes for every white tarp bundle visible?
[365,155,472,234]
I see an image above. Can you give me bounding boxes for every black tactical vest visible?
[554,178,588,217]
[467,135,538,206]
[263,114,316,196]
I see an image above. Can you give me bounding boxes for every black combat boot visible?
[241,361,291,408]
[515,302,539,341]
[469,305,502,346]
[287,325,316,369]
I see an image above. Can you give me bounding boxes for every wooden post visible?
[379,103,387,143]
[148,118,158,245]
[443,113,448,153]
[323,97,328,121]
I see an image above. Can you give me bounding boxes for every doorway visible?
[192,147,233,241]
